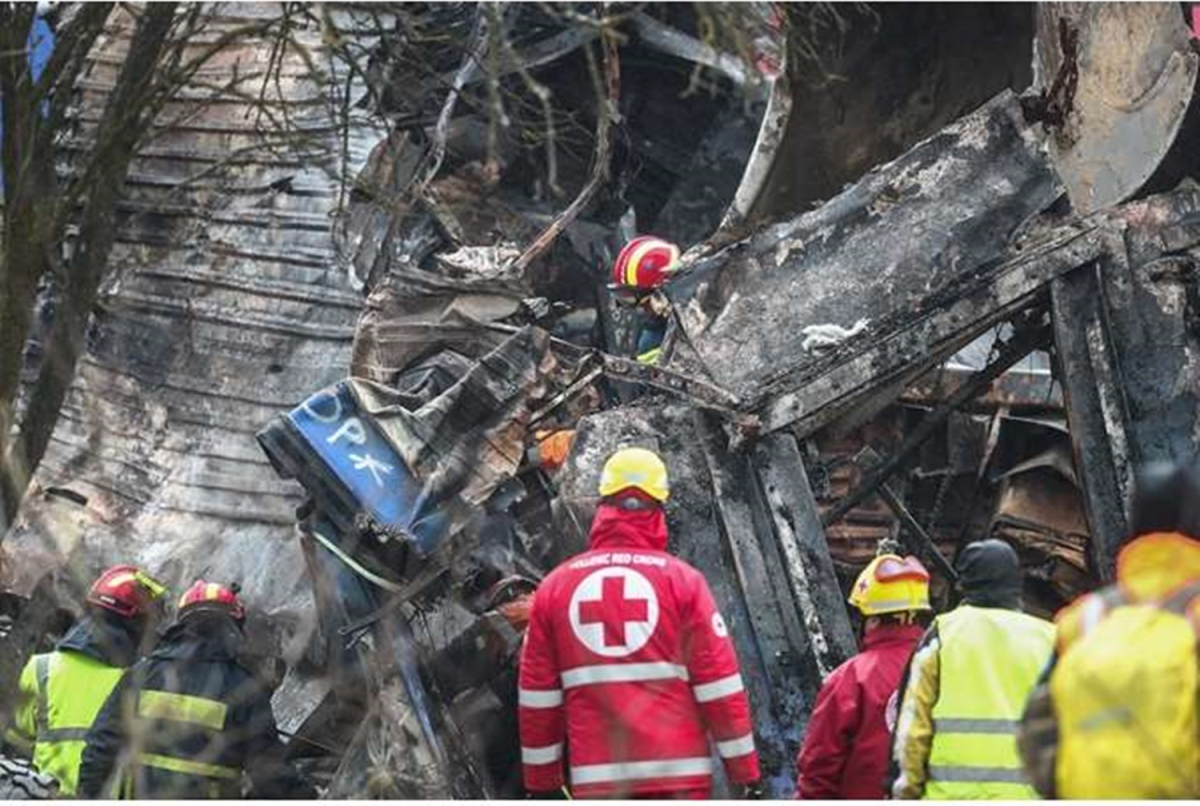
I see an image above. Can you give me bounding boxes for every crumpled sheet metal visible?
[258,326,555,590]
[351,326,555,508]
[664,91,1064,410]
[350,275,528,385]
[1,4,385,659]
[988,444,1091,613]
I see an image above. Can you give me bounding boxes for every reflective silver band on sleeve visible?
[716,732,756,759]
[519,688,564,708]
[522,743,564,765]
[692,673,744,703]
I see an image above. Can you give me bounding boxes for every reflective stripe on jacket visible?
[518,502,760,797]
[7,650,125,795]
[124,688,243,798]
[890,605,1053,799]
[77,614,312,800]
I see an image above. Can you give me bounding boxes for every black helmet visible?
[1129,459,1200,539]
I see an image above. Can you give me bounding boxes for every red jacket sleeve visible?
[518,586,566,793]
[794,665,859,799]
[684,573,761,784]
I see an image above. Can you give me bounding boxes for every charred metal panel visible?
[750,434,858,666]
[665,92,1065,434]
[1050,264,1131,580]
[1054,188,1200,577]
[557,402,851,795]
[746,222,1102,437]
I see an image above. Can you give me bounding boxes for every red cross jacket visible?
[793,622,924,799]
[518,500,760,797]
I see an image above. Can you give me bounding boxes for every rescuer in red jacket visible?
[519,447,762,799]
[793,552,931,799]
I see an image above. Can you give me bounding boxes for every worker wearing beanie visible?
[887,539,1053,799]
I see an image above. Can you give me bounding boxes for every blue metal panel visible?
[284,382,449,555]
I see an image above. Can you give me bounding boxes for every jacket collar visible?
[861,622,925,651]
[588,502,669,552]
[152,613,242,662]
[57,610,141,668]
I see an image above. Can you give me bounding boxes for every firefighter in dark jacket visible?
[77,580,314,799]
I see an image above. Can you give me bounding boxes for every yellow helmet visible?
[848,554,931,616]
[598,447,669,502]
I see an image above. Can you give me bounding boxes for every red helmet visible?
[86,565,168,620]
[610,236,681,291]
[177,580,245,622]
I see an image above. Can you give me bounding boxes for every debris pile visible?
[2,2,1200,798]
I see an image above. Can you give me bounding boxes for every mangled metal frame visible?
[257,8,1200,794]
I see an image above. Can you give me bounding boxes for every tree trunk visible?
[1,3,180,528]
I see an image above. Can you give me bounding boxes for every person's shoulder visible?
[822,654,861,687]
[663,553,705,580]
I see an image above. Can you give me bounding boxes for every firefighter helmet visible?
[848,554,931,616]
[86,565,168,620]
[610,236,681,291]
[177,580,246,623]
[598,447,670,503]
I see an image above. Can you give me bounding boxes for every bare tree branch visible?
[509,16,620,274]
[417,6,491,194]
[2,2,181,527]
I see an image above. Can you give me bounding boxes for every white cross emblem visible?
[568,567,659,658]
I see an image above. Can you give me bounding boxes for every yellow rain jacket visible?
[1019,532,1200,799]
[890,604,1054,799]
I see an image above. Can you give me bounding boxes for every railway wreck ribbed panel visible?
[2,4,383,655]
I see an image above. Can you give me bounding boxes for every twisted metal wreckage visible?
[2,2,1200,798]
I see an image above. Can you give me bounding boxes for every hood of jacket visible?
[57,608,142,668]
[151,612,243,663]
[588,501,669,553]
[956,538,1023,609]
[861,621,925,652]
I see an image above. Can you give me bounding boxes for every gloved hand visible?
[732,780,765,799]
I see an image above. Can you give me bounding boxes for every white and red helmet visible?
[610,236,681,292]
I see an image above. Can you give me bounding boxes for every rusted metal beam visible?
[822,323,1052,528]
[874,479,959,583]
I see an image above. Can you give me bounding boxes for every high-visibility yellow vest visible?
[926,605,1054,800]
[12,651,126,796]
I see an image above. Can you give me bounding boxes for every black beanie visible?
[956,539,1022,609]
[1129,459,1200,539]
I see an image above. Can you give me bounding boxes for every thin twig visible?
[416,7,491,193]
[509,14,620,274]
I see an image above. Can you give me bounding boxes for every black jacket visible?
[77,613,313,799]
[57,607,143,668]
